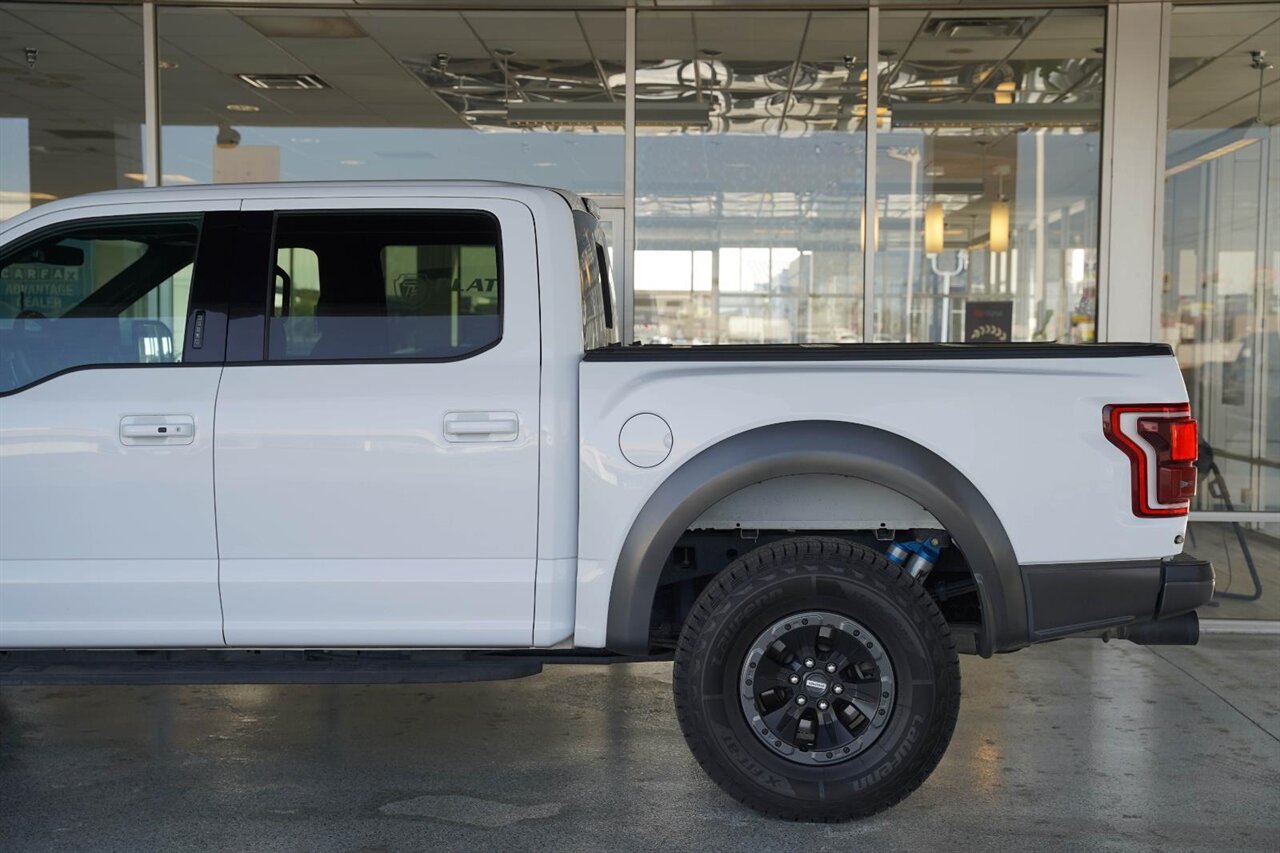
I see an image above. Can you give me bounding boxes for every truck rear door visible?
[213,197,541,647]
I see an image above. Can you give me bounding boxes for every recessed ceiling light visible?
[339,159,364,166]
[226,103,260,113]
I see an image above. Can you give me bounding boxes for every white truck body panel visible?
[573,356,1189,647]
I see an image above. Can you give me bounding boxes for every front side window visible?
[269,212,501,361]
[0,217,200,394]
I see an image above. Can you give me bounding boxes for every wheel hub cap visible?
[802,673,829,697]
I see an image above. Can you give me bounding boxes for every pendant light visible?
[924,202,944,255]
[989,166,1009,253]
[989,197,1010,253]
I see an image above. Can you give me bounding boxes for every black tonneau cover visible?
[583,342,1173,361]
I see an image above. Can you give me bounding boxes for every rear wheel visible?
[672,536,960,821]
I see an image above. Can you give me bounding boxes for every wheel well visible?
[604,420,1023,658]
[643,475,986,655]
[646,527,985,656]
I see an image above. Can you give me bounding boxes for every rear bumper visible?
[1021,554,1214,643]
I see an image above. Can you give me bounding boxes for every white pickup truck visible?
[0,182,1213,821]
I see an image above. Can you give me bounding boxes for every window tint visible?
[0,217,200,393]
[269,212,501,361]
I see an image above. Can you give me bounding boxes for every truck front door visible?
[0,205,238,647]
[213,199,541,647]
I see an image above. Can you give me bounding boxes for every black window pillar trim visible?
[224,210,275,364]
[182,211,233,364]
[603,420,1027,658]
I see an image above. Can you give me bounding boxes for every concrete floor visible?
[1186,523,1280,620]
[1,636,1277,852]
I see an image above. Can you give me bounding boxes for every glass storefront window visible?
[635,11,868,344]
[0,4,145,221]
[873,8,1105,343]
[1162,4,1278,620]
[156,9,623,194]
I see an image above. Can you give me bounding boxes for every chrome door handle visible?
[444,411,520,442]
[120,415,195,446]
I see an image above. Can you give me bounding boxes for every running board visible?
[0,649,544,686]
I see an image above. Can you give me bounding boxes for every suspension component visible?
[886,536,944,581]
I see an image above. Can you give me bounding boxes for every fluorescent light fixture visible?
[507,101,711,129]
[241,15,367,39]
[1166,125,1261,178]
[925,202,945,254]
[891,103,1100,129]
[989,199,1009,253]
[226,103,260,113]
[0,190,57,203]
[237,73,328,91]
[124,172,197,184]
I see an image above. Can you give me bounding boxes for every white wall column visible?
[142,2,161,187]
[622,6,636,346]
[861,7,879,342]
[1097,2,1170,342]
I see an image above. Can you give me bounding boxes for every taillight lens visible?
[1103,403,1198,517]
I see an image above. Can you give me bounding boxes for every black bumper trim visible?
[1021,555,1214,643]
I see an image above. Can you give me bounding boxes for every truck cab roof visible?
[0,180,591,235]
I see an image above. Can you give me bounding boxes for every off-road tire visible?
[672,536,960,821]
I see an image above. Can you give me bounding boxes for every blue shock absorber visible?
[885,538,943,581]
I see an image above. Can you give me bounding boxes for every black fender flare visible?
[604,420,1026,657]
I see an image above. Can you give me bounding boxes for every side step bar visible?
[0,649,544,686]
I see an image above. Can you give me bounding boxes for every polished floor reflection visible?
[1,636,1276,851]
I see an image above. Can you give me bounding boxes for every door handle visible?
[444,411,520,443]
[120,415,195,446]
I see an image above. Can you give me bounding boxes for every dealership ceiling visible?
[0,3,1276,206]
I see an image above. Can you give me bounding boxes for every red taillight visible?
[1103,403,1198,518]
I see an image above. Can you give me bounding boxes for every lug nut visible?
[796,695,807,706]
[804,658,816,669]
[825,662,837,674]
[833,684,844,694]
[818,700,829,711]
[789,674,800,685]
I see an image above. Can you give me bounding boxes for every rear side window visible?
[269,211,501,361]
[574,210,616,351]
[0,217,200,394]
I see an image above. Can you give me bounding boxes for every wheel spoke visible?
[765,638,795,666]
[836,698,869,734]
[756,687,789,714]
[815,624,836,655]
[794,711,818,749]
[846,693,879,723]
[843,659,878,683]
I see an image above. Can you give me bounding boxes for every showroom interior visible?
[0,0,1276,622]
